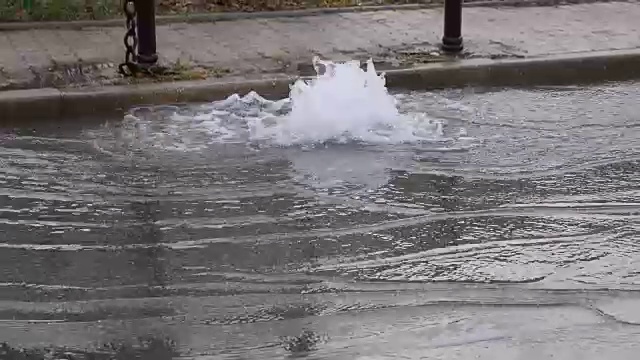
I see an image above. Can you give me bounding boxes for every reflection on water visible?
[1,83,640,359]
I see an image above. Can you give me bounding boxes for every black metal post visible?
[441,0,463,53]
[135,0,158,66]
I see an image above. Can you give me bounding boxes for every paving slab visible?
[0,1,640,90]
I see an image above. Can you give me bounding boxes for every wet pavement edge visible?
[2,48,640,123]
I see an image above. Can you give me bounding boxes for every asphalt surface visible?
[0,82,639,359]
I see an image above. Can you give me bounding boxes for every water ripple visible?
[1,82,640,357]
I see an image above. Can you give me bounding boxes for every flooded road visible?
[1,81,639,359]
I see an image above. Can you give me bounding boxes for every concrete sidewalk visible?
[1,1,640,90]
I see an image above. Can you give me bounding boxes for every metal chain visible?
[118,0,139,77]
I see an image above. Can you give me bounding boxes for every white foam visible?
[111,58,450,150]
[247,57,444,145]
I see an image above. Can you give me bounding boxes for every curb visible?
[2,48,640,124]
[0,0,633,30]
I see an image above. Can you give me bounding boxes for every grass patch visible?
[0,0,119,21]
[115,60,232,84]
[0,0,425,22]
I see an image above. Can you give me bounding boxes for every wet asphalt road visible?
[0,82,639,359]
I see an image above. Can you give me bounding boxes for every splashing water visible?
[249,57,445,145]
[248,57,442,145]
[117,57,448,149]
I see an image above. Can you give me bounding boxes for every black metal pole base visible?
[135,0,158,67]
[441,36,463,53]
[137,53,159,65]
[442,0,463,54]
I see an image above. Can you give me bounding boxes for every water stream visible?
[0,59,639,359]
